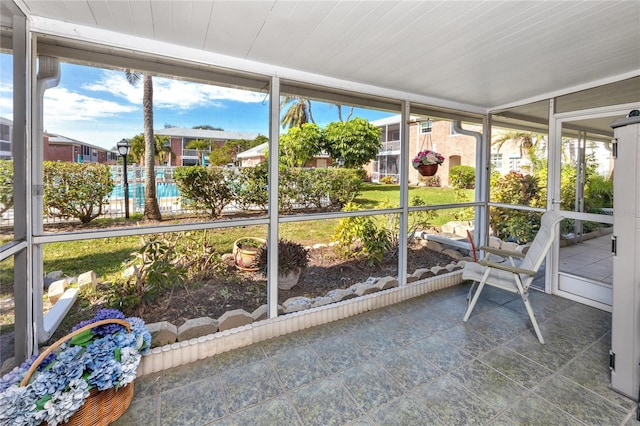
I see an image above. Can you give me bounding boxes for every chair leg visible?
[464,268,490,322]
[522,292,545,344]
[466,281,476,304]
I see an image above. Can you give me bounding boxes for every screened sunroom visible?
[1,1,639,424]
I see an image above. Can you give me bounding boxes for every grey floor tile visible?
[289,378,363,426]
[260,333,309,357]
[310,334,370,373]
[112,394,160,426]
[160,378,226,426]
[439,324,499,357]
[408,334,474,372]
[338,361,404,412]
[404,307,457,336]
[412,375,499,425]
[535,375,628,425]
[270,346,329,390]
[376,346,442,391]
[219,360,282,412]
[347,325,400,358]
[490,393,584,426]
[212,395,302,426]
[449,359,528,411]
[480,346,555,389]
[368,394,446,425]
[295,322,345,344]
[505,330,585,371]
[132,372,162,399]
[160,357,217,392]
[379,315,432,346]
[214,343,266,373]
[560,341,635,409]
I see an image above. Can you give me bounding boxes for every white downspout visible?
[34,56,61,342]
[452,120,488,249]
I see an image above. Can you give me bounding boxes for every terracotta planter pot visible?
[233,237,266,272]
[417,164,438,176]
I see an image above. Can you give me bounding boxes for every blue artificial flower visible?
[0,308,149,423]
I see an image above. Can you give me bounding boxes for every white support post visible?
[398,101,410,286]
[267,77,280,319]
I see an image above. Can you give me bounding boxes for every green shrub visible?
[174,166,233,218]
[333,202,390,266]
[106,235,186,313]
[229,164,268,211]
[489,171,543,243]
[327,168,362,209]
[0,160,13,216]
[379,175,395,184]
[43,162,114,224]
[449,165,475,189]
[419,175,440,187]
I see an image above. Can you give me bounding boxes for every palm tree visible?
[128,134,173,165]
[332,103,354,122]
[280,96,315,129]
[125,71,161,221]
[185,139,211,165]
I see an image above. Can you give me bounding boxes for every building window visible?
[391,131,400,140]
[490,153,503,170]
[509,155,521,171]
[0,124,10,141]
[420,121,432,134]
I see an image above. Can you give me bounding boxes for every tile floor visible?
[559,235,613,285]
[114,283,638,425]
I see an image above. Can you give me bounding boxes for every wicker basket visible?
[20,319,136,426]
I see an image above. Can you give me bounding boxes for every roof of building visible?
[237,142,268,158]
[45,132,115,153]
[156,127,262,141]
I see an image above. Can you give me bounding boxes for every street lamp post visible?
[117,139,131,219]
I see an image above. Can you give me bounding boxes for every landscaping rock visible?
[251,304,269,321]
[283,297,312,313]
[501,242,519,252]
[122,266,138,279]
[221,253,235,262]
[46,270,64,280]
[412,268,434,280]
[177,317,219,341]
[446,263,462,272]
[376,276,398,290]
[353,282,379,296]
[406,275,419,284]
[217,309,253,331]
[310,296,333,308]
[77,271,96,290]
[489,236,502,248]
[424,240,444,252]
[442,249,463,260]
[147,321,178,346]
[430,265,448,276]
[48,279,68,304]
[326,288,356,303]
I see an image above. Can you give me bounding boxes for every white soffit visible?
[14,0,640,112]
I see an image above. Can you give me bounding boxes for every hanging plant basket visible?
[417,164,438,177]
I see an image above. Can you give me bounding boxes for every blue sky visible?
[0,54,394,150]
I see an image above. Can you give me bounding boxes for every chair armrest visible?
[478,246,525,259]
[477,260,537,276]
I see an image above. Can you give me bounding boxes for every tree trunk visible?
[142,74,162,221]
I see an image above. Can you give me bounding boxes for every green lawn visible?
[0,184,474,296]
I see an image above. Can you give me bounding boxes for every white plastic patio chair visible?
[462,210,564,344]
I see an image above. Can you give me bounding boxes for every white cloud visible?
[82,70,265,110]
[43,87,137,122]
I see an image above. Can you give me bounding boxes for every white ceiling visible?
[10,0,640,115]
